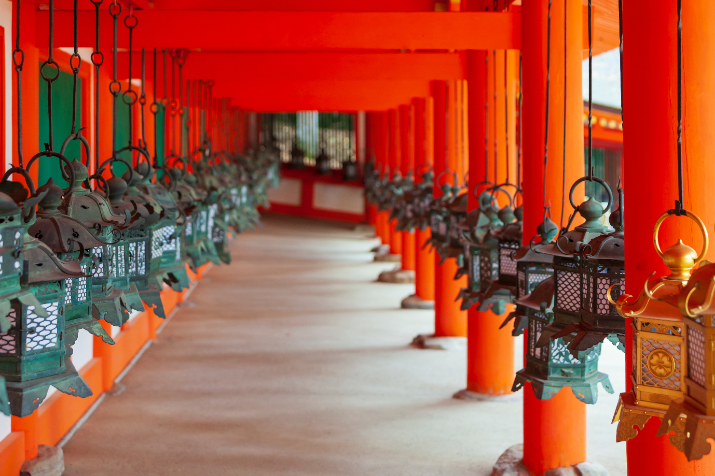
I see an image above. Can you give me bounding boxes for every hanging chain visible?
[675,0,685,215]
[140,48,147,151]
[69,0,80,134]
[150,48,159,166]
[90,0,103,172]
[177,50,187,158]
[542,0,553,211]
[560,0,569,230]
[40,0,60,152]
[124,8,138,149]
[13,0,25,168]
[170,51,176,154]
[618,0,624,127]
[108,0,122,158]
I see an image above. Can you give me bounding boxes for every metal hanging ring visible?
[653,209,709,265]
[122,89,138,106]
[12,49,24,70]
[40,60,61,83]
[96,156,135,186]
[108,2,122,18]
[89,173,109,194]
[109,80,122,96]
[568,175,614,213]
[69,53,81,74]
[124,14,138,29]
[25,151,77,196]
[435,170,456,188]
[59,130,92,178]
[0,167,37,197]
[471,179,495,200]
[149,102,159,114]
[115,145,151,178]
[91,51,104,67]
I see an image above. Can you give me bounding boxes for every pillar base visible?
[453,388,521,403]
[411,333,466,350]
[374,252,402,263]
[401,294,435,309]
[20,445,64,476]
[377,267,415,283]
[371,244,390,254]
[490,444,608,476]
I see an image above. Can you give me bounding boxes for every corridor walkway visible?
[61,215,626,476]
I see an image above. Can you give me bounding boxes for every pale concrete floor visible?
[62,215,627,476]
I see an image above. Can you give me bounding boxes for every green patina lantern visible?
[0,172,93,416]
[424,176,458,259]
[289,143,305,169]
[500,216,557,336]
[315,147,331,176]
[442,190,469,267]
[54,159,141,326]
[511,274,613,403]
[133,161,192,294]
[554,186,626,354]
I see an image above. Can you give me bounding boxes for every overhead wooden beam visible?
[118,52,466,82]
[37,11,521,50]
[210,80,432,112]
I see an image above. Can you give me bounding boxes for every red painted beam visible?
[211,80,431,112]
[117,52,465,82]
[151,0,435,11]
[36,11,522,50]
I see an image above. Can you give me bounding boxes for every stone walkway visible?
[62,215,626,476]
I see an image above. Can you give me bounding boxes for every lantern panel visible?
[0,310,16,354]
[128,241,147,277]
[92,248,104,278]
[25,303,59,352]
[185,221,193,237]
[109,244,126,279]
[551,339,582,365]
[687,325,707,388]
[640,338,682,391]
[498,242,520,280]
[528,319,548,362]
[555,268,581,313]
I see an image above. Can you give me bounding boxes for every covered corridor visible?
[60,216,625,476]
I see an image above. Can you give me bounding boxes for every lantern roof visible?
[516,275,555,312]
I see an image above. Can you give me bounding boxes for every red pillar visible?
[432,80,466,338]
[375,111,391,248]
[521,0,588,473]
[387,108,402,258]
[400,104,416,272]
[622,0,715,473]
[462,48,516,396]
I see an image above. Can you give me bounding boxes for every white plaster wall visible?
[313,183,365,215]
[268,178,302,206]
[72,329,94,371]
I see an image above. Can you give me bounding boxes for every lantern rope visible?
[124,7,138,152]
[504,50,510,186]
[675,0,685,215]
[484,49,489,183]
[493,49,497,184]
[170,51,176,155]
[140,49,147,152]
[150,48,160,167]
[517,51,522,193]
[40,0,59,153]
[541,0,553,212]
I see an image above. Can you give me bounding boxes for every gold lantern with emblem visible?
[611,209,705,445]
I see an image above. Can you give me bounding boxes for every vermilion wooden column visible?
[623,0,715,473]
[403,97,435,308]
[400,104,416,272]
[521,0,588,474]
[375,111,391,248]
[460,47,517,397]
[387,108,402,258]
[432,80,467,338]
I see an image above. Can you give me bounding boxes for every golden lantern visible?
[611,210,706,445]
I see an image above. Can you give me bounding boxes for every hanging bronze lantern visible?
[511,274,613,403]
[610,210,703,448]
[290,143,305,169]
[315,147,331,176]
[534,178,616,354]
[0,167,93,416]
[424,174,458,260]
[342,159,358,182]
[554,185,626,354]
[500,217,555,336]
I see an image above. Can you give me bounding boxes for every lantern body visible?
[511,276,613,404]
[682,313,715,416]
